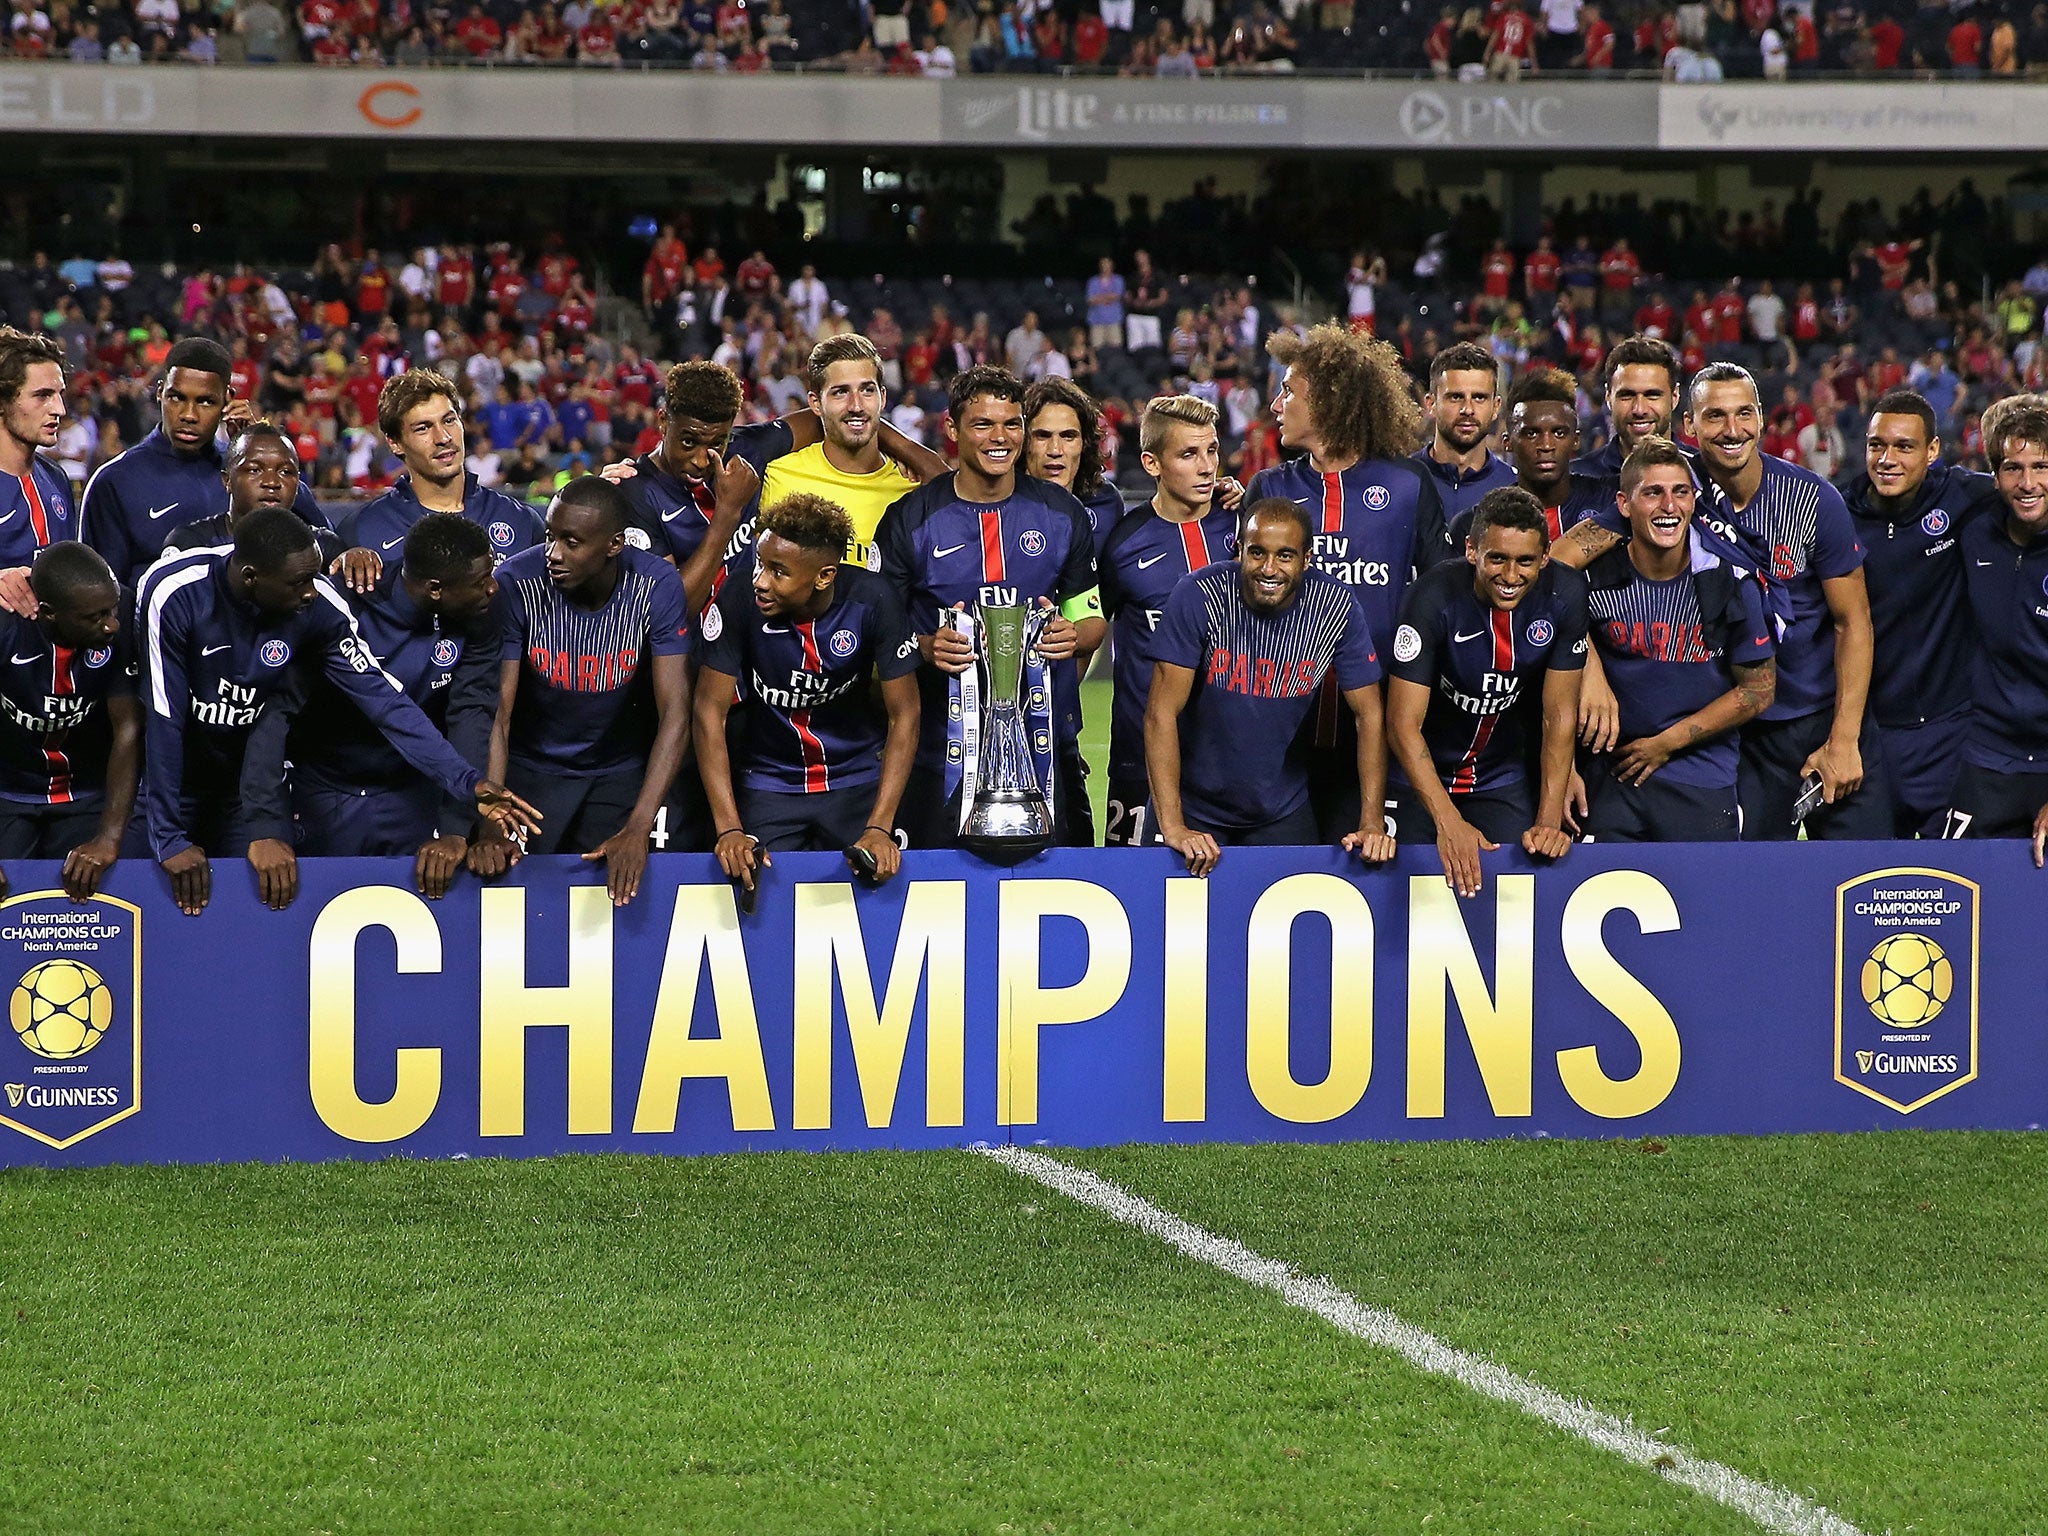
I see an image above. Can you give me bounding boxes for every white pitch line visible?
[980,1144,1870,1536]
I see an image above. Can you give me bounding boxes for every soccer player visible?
[1567,335,1687,492]
[694,493,919,885]
[0,543,138,899]
[337,369,545,570]
[1444,366,1612,551]
[476,478,692,904]
[1846,389,2002,836]
[873,365,1102,849]
[1948,399,2048,862]
[1023,376,1125,541]
[0,327,76,566]
[138,508,536,916]
[1251,322,1443,838]
[1578,440,1777,842]
[1095,395,1239,848]
[1388,487,1586,894]
[84,338,325,588]
[271,515,501,898]
[162,422,344,561]
[1145,497,1393,873]
[1414,341,1516,523]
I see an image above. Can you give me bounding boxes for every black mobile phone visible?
[1793,774,1826,824]
[846,842,881,882]
[736,842,763,915]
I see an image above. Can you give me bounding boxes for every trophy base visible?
[959,791,1055,866]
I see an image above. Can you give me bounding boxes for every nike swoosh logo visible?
[1975,560,1993,566]
[201,644,231,656]
[662,507,687,522]
[10,652,41,665]
[1292,497,1315,507]
[381,536,405,551]
[934,543,969,558]
[761,624,789,634]
[1453,628,1487,642]
[147,503,180,520]
[0,511,16,528]
[1136,553,1168,570]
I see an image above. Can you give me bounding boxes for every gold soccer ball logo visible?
[1861,934,1953,1028]
[9,959,114,1060]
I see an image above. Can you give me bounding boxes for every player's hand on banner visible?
[247,838,299,911]
[1343,827,1397,865]
[930,606,977,674]
[1434,815,1495,897]
[708,448,760,516]
[1034,599,1079,662]
[584,818,653,906]
[1578,667,1620,751]
[473,780,543,839]
[850,825,899,882]
[1162,825,1220,877]
[1522,822,1573,861]
[1216,475,1246,510]
[598,459,639,484]
[1612,734,1673,785]
[1565,767,1589,834]
[161,847,211,916]
[329,547,383,594]
[0,566,35,619]
[716,829,767,889]
[466,829,521,878]
[415,834,469,900]
[62,835,121,901]
[1801,736,1864,804]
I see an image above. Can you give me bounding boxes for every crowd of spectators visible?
[7,0,2048,75]
[3,182,2042,509]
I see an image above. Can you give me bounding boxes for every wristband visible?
[715,828,752,843]
[864,825,892,836]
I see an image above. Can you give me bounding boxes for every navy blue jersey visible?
[336,473,544,569]
[1150,563,1381,831]
[1570,436,1702,494]
[0,607,135,806]
[619,421,782,569]
[1413,447,1518,525]
[1246,455,1445,663]
[1844,462,2000,729]
[137,550,481,860]
[0,455,77,567]
[1960,515,2048,771]
[1442,472,1613,561]
[1389,560,1590,795]
[1096,503,1239,782]
[873,472,1100,772]
[162,513,346,568]
[1584,538,1776,790]
[284,570,496,799]
[495,544,693,779]
[1080,484,1128,544]
[82,428,327,589]
[697,566,918,795]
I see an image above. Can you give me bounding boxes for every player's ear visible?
[1464,538,1478,568]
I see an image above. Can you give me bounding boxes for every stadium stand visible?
[6,0,2048,77]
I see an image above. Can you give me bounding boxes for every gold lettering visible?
[478,886,613,1137]
[997,880,1132,1125]
[1405,875,1535,1118]
[633,883,774,1134]
[1244,874,1373,1123]
[307,886,443,1143]
[1556,871,1682,1118]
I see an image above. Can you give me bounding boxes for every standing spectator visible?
[1426,3,1457,72]
[1486,0,1537,76]
[1538,0,1581,67]
[1524,235,1561,300]
[734,250,779,304]
[1345,252,1383,335]
[1578,0,1614,66]
[1086,257,1126,352]
[1947,6,1982,72]
[787,264,829,333]
[1005,311,1048,376]
[1126,252,1168,353]
[1597,237,1639,325]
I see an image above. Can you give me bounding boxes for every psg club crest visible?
[259,638,291,668]
[83,646,112,670]
[0,893,141,1150]
[1834,867,1979,1114]
[489,521,515,548]
[828,629,857,659]
[1363,485,1391,511]
[1525,619,1554,647]
[1019,528,1047,557]
[431,638,461,668]
[1920,509,1950,537]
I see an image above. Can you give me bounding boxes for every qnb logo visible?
[1399,89,1563,145]
[358,80,423,130]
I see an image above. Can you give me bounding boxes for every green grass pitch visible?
[4,1132,2044,1533]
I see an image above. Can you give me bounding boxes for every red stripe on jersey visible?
[794,620,823,673]
[1177,519,1212,571]
[43,642,73,803]
[18,472,51,548]
[790,709,829,793]
[51,646,75,697]
[979,509,1006,583]
[688,477,716,517]
[1320,471,1342,535]
[1543,504,1564,543]
[1449,609,1516,794]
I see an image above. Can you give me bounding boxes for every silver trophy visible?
[952,603,1056,863]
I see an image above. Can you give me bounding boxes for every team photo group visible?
[1,296,2043,916]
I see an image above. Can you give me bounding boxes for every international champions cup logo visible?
[0,893,142,1150]
[1835,868,1978,1113]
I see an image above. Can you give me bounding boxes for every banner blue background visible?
[0,842,2040,1169]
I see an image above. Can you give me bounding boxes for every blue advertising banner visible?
[0,843,2041,1169]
